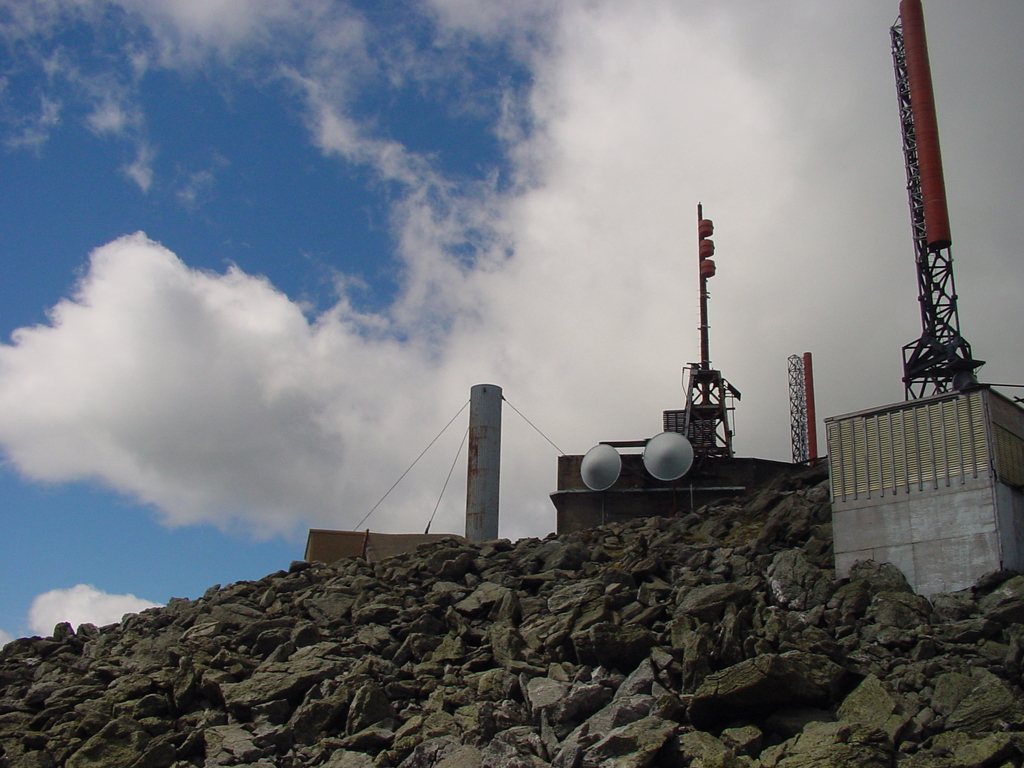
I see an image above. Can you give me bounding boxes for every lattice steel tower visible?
[664,204,740,458]
[891,0,982,399]
[788,352,818,464]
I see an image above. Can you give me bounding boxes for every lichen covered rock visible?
[4,466,1024,767]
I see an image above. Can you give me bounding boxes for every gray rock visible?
[321,751,375,768]
[352,603,402,625]
[486,727,547,763]
[489,622,525,669]
[546,581,604,615]
[64,717,149,768]
[573,694,656,738]
[570,622,655,672]
[951,732,1017,767]
[477,667,519,701]
[5,465,1024,768]
[676,582,752,622]
[204,725,263,767]
[219,652,336,713]
[525,677,570,716]
[930,671,978,716]
[290,682,351,744]
[763,707,835,740]
[398,736,462,768]
[673,730,735,766]
[435,745,484,768]
[455,583,510,617]
[542,541,590,572]
[869,592,931,628]
[346,682,396,734]
[848,560,914,594]
[768,550,832,610]
[428,633,469,664]
[978,574,1024,625]
[8,752,57,768]
[930,591,976,622]
[944,671,1024,732]
[719,724,763,757]
[616,658,656,698]
[690,652,847,728]
[835,674,909,744]
[550,682,613,726]
[579,715,676,768]
[767,720,891,768]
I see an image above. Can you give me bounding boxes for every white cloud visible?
[27,584,162,635]
[86,97,134,136]
[175,154,227,209]
[5,96,61,151]
[1,0,333,64]
[0,629,13,646]
[121,142,156,192]
[0,0,1020,545]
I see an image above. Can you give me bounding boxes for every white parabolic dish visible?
[643,431,694,481]
[580,443,622,491]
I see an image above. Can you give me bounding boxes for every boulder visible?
[835,674,909,744]
[767,721,891,768]
[580,715,676,768]
[977,575,1024,625]
[5,467,1024,768]
[690,652,847,728]
[570,623,656,672]
[768,550,833,611]
[848,560,914,594]
[676,582,752,623]
[64,718,149,768]
[944,672,1024,733]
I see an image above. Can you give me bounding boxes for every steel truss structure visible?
[678,364,739,459]
[891,18,982,400]
[666,204,740,459]
[789,355,810,464]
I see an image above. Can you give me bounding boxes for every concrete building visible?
[551,452,805,535]
[827,386,1024,596]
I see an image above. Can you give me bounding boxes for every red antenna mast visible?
[891,0,982,397]
[788,352,818,464]
[664,204,740,459]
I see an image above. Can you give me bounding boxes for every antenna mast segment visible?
[789,352,818,464]
[891,0,982,399]
[665,204,740,459]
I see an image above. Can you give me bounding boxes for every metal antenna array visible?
[891,0,982,399]
[788,352,818,464]
[664,204,740,458]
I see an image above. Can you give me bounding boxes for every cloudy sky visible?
[1,0,1021,642]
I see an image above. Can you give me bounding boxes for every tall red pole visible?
[803,352,818,461]
[899,0,951,249]
[697,203,711,369]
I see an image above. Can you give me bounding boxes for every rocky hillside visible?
[4,465,1024,768]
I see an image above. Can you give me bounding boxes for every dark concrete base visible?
[551,455,808,535]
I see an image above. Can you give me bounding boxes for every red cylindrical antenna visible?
[803,352,817,461]
[696,203,713,369]
[899,0,951,249]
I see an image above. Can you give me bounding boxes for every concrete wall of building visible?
[832,473,1003,595]
[996,481,1024,572]
[829,388,1024,597]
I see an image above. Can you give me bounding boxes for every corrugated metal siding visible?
[994,424,1024,488]
[827,391,989,501]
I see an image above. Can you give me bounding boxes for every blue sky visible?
[1,0,1022,642]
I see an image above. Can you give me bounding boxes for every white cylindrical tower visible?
[465,383,501,542]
